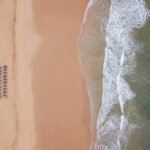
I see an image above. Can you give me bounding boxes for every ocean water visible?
[79,0,150,150]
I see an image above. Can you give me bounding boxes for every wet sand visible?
[32,0,90,150]
[78,0,110,149]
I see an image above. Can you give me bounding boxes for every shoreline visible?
[78,0,111,149]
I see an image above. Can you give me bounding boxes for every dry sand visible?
[0,0,38,149]
[32,0,90,150]
[0,0,90,150]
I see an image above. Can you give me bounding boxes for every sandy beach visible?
[0,0,37,149]
[0,0,90,150]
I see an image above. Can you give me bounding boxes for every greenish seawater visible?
[124,17,150,150]
[145,0,150,9]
